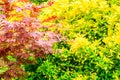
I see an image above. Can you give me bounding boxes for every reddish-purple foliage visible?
[0,0,60,79]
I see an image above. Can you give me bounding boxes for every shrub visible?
[25,0,120,80]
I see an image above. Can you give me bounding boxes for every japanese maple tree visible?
[0,0,59,79]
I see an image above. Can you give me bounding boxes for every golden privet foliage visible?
[38,0,120,79]
[39,0,120,46]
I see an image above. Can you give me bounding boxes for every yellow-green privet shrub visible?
[39,0,120,40]
[25,0,120,80]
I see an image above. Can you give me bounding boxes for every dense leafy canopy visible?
[1,0,120,80]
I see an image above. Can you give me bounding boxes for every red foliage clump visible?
[42,15,57,23]
[0,0,60,79]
